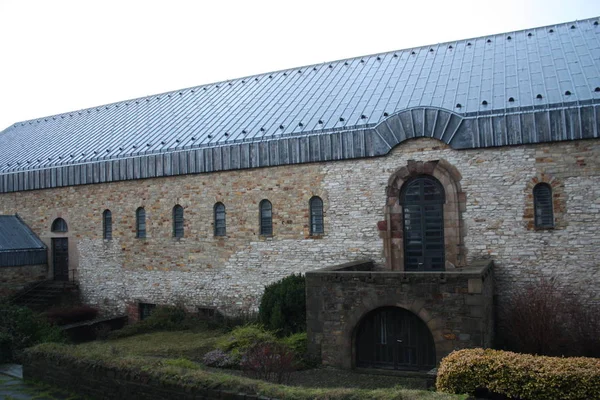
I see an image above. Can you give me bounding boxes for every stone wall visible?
[305,260,494,368]
[0,138,599,315]
[0,264,47,297]
[23,355,267,400]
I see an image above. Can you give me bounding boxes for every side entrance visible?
[355,306,436,371]
[52,238,69,281]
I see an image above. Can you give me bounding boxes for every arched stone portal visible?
[355,306,436,370]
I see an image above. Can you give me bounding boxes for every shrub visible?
[215,324,277,362]
[501,277,600,357]
[0,302,64,362]
[240,341,296,384]
[202,349,236,368]
[46,305,99,325]
[109,304,192,339]
[259,274,306,336]
[437,348,600,400]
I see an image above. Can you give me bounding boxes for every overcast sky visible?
[1,0,599,131]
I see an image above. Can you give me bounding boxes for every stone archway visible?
[355,306,436,370]
[380,159,467,271]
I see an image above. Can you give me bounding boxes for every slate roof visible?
[0,215,46,251]
[0,215,47,266]
[0,17,599,192]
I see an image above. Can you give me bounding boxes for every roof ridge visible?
[4,16,598,130]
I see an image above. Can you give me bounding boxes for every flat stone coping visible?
[307,259,493,278]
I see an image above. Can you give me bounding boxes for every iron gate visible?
[356,307,436,370]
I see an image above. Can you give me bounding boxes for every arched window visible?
[172,205,184,238]
[309,196,324,235]
[51,218,68,233]
[136,207,146,238]
[533,183,554,228]
[400,176,445,271]
[103,210,112,240]
[214,203,226,236]
[259,200,272,236]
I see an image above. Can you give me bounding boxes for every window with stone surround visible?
[309,196,324,235]
[214,202,226,236]
[381,159,466,271]
[51,218,68,233]
[533,183,554,228]
[172,205,184,238]
[103,209,112,240]
[524,174,564,231]
[259,199,273,236]
[139,303,156,321]
[136,207,146,238]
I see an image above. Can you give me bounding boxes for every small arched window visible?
[214,202,226,236]
[309,196,324,235]
[533,183,554,228]
[136,207,146,238]
[103,210,112,240]
[173,205,184,238]
[51,218,68,233]
[259,200,273,236]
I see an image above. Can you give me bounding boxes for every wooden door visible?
[52,238,69,281]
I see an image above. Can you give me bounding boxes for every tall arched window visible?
[103,210,112,240]
[51,218,68,233]
[136,207,146,238]
[259,200,272,236]
[533,183,554,228]
[214,202,226,236]
[400,176,445,271]
[172,205,184,238]
[309,196,324,235]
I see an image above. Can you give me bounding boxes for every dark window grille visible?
[259,200,273,235]
[51,218,68,233]
[309,196,324,235]
[139,303,156,321]
[136,207,146,238]
[533,183,554,228]
[173,205,184,238]
[103,209,112,240]
[400,176,445,271]
[214,202,226,236]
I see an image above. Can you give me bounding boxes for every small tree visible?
[501,277,600,357]
[259,274,306,336]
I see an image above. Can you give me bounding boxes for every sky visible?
[1,0,599,131]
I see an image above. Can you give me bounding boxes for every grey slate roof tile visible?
[0,18,600,175]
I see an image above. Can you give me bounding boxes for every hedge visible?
[436,348,600,400]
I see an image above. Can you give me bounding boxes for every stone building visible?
[1,17,599,370]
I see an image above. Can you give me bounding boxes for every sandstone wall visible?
[0,138,598,315]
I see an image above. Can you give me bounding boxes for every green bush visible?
[437,348,600,400]
[109,305,192,339]
[259,274,306,336]
[0,302,64,362]
[216,324,277,361]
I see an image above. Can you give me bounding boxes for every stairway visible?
[11,280,79,311]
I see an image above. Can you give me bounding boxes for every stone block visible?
[468,278,483,294]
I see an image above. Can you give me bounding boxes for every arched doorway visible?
[355,307,436,370]
[400,176,445,271]
[51,218,69,281]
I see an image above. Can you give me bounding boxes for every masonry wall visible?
[0,138,599,315]
[305,260,494,368]
[0,264,47,297]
